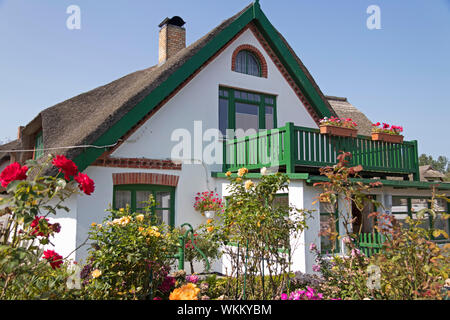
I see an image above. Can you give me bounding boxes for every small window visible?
[34,131,44,160]
[113,185,175,226]
[234,50,261,77]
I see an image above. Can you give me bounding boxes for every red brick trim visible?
[100,21,324,157]
[247,24,322,124]
[92,157,181,170]
[113,172,179,187]
[231,44,268,78]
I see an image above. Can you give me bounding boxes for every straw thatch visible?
[326,96,373,136]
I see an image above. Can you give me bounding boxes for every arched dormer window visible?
[235,50,260,76]
[231,45,268,78]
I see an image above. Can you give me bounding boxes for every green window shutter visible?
[34,131,44,159]
[113,184,176,227]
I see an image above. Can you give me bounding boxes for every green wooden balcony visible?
[223,122,420,180]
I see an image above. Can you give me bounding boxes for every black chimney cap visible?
[158,16,186,28]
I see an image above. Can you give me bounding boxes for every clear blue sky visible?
[0,0,449,159]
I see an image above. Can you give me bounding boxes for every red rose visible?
[74,172,95,195]
[43,250,63,269]
[30,216,49,237]
[0,162,28,188]
[52,155,78,180]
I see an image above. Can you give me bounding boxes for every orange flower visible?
[206,219,213,224]
[207,226,214,233]
[169,283,200,300]
[225,171,232,177]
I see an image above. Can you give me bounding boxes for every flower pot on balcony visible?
[319,125,358,138]
[371,132,403,144]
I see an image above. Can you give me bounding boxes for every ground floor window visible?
[391,196,449,241]
[113,184,175,227]
[320,201,339,254]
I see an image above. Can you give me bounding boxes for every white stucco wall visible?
[111,28,317,169]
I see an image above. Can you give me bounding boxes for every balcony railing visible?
[223,122,420,180]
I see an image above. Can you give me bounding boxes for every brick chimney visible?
[158,16,186,64]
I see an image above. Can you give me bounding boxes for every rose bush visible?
[0,154,94,299]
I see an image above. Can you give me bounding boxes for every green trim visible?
[219,86,277,134]
[72,2,333,172]
[113,184,175,227]
[320,201,340,254]
[306,175,450,190]
[211,172,309,180]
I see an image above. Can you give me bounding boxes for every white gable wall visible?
[112,28,318,164]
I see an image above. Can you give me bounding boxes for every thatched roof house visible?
[419,165,445,182]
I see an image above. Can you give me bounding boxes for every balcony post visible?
[412,140,420,181]
[284,122,295,173]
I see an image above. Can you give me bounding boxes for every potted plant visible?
[371,122,403,143]
[193,191,223,218]
[319,117,358,138]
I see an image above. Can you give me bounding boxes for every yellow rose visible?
[237,167,248,177]
[136,214,145,222]
[225,171,232,177]
[92,269,102,279]
[207,226,214,233]
[119,208,125,213]
[235,178,242,182]
[206,219,213,224]
[245,180,254,190]
[91,222,97,227]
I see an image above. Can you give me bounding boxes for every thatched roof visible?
[2,3,367,173]
[0,139,19,163]
[419,165,445,182]
[17,4,252,165]
[326,96,373,136]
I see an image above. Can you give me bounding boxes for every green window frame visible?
[234,50,261,77]
[392,196,449,241]
[320,201,340,254]
[34,131,44,160]
[219,87,277,137]
[113,184,175,227]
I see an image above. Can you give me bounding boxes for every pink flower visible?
[312,264,321,272]
[280,293,288,300]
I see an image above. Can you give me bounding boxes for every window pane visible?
[219,98,228,136]
[411,198,428,213]
[433,198,447,212]
[434,214,449,240]
[265,97,274,105]
[273,194,289,208]
[155,192,171,208]
[320,214,336,253]
[247,53,260,76]
[392,197,408,213]
[154,209,170,225]
[320,201,335,214]
[235,51,246,74]
[136,191,153,209]
[265,106,274,130]
[235,102,259,135]
[115,190,131,210]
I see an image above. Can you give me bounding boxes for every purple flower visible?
[281,293,288,300]
[186,274,199,284]
[309,243,317,251]
[312,264,321,272]
[158,276,176,293]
